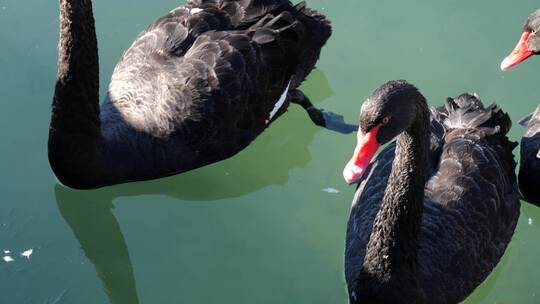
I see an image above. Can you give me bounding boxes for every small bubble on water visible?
[321,187,340,194]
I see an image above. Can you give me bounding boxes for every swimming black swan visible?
[500,9,540,205]
[50,0,340,189]
[342,80,520,304]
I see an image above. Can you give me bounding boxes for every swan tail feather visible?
[519,112,533,127]
[435,94,517,174]
[436,94,512,136]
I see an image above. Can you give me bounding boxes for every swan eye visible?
[381,116,391,125]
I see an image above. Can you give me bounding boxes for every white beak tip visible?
[500,58,511,71]
[343,162,363,185]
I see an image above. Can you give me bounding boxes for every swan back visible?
[95,1,331,183]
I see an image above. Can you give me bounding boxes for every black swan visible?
[500,9,540,205]
[50,0,345,189]
[342,80,520,304]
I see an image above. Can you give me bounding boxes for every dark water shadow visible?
[54,69,338,303]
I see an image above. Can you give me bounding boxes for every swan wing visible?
[418,96,519,303]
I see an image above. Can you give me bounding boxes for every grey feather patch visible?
[537,149,540,159]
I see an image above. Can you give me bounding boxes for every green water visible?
[1,0,540,303]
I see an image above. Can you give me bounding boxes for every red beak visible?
[343,126,381,184]
[501,31,534,71]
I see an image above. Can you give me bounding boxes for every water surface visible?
[1,0,540,303]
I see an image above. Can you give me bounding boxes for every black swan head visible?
[343,80,425,184]
[501,9,540,71]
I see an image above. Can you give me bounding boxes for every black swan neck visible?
[49,0,102,188]
[356,99,430,303]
